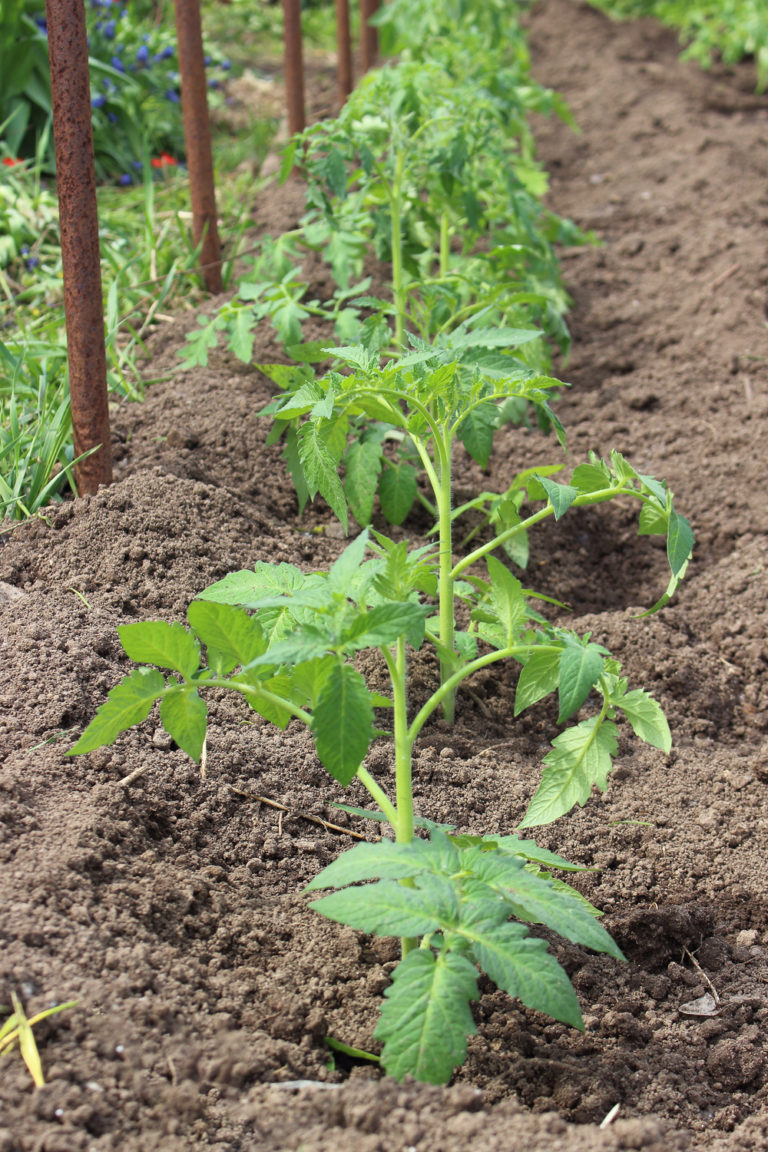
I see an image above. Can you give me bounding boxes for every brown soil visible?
[2,2,767,1148]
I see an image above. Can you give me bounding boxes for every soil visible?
[2,1,767,1148]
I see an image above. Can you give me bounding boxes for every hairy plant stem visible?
[390,150,407,349]
[356,766,398,828]
[439,210,450,278]
[391,636,414,847]
[436,437,457,722]
[452,484,637,581]
[387,636,418,957]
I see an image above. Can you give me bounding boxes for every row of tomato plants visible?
[71,0,693,1085]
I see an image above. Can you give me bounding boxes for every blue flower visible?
[118,174,132,186]
[103,19,115,38]
[136,44,149,65]
[131,160,143,169]
[160,45,174,60]
[108,112,117,123]
[220,58,231,71]
[111,56,125,72]
[208,78,220,89]
[165,89,180,103]
[21,247,39,270]
[204,54,212,65]
[91,94,107,108]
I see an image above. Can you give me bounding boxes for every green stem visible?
[408,643,533,747]
[391,637,414,846]
[439,211,450,278]
[452,505,553,579]
[356,766,399,829]
[206,678,312,727]
[436,434,457,722]
[391,150,407,349]
[389,636,418,957]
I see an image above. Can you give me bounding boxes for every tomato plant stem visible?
[437,438,457,722]
[439,210,450,278]
[391,150,407,349]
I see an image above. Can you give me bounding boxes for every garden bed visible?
[1,0,767,1148]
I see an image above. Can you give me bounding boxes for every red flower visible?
[2,157,22,167]
[150,153,178,168]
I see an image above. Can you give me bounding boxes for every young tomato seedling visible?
[260,337,692,722]
[70,514,682,1082]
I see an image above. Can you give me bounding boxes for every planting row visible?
[589,0,768,90]
[70,0,694,1085]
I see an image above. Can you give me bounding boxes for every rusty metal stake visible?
[360,0,379,73]
[335,0,353,108]
[282,0,306,141]
[173,0,223,294]
[45,0,112,497]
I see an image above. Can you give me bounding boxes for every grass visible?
[1,0,290,520]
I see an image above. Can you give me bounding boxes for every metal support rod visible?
[335,0,353,108]
[173,0,223,294]
[44,0,112,497]
[282,0,306,140]
[360,0,379,72]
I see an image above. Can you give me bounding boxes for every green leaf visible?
[159,688,207,762]
[68,668,165,754]
[537,475,578,520]
[514,648,560,715]
[290,653,337,708]
[609,451,637,484]
[270,380,323,419]
[227,307,255,363]
[344,439,383,526]
[667,510,694,577]
[306,839,438,891]
[519,717,619,828]
[570,462,610,494]
[187,601,265,676]
[117,621,201,679]
[485,555,526,646]
[502,525,530,570]
[310,877,450,936]
[198,562,305,607]
[375,949,479,1084]
[557,643,605,723]
[637,503,667,536]
[467,920,583,1028]
[343,602,430,652]
[283,425,311,513]
[493,835,590,873]
[637,472,667,504]
[237,671,295,729]
[636,557,690,617]
[616,689,671,753]
[179,316,220,369]
[249,625,332,669]
[321,147,349,199]
[328,531,370,594]
[312,663,374,785]
[378,462,418,526]
[299,421,349,531]
[464,852,622,958]
[457,402,497,468]
[447,326,541,351]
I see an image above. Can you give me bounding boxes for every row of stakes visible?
[42,0,381,499]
